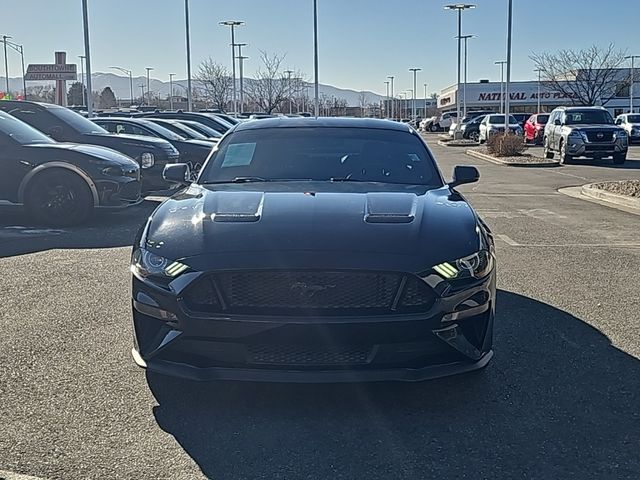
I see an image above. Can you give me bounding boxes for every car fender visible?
[18,161,99,206]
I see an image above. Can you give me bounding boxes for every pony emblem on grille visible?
[290,281,337,298]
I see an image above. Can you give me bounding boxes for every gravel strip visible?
[590,180,640,198]
[468,147,552,164]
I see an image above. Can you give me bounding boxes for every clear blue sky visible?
[4,0,638,96]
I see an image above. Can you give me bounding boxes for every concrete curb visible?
[437,140,478,148]
[559,186,640,216]
[465,149,561,167]
[581,183,640,210]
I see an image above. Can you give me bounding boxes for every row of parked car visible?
[433,107,633,164]
[0,101,244,226]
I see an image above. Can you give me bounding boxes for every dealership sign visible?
[25,63,77,81]
[477,91,575,101]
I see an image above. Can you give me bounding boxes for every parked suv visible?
[615,113,640,144]
[479,114,523,143]
[544,107,628,164]
[427,112,457,132]
[0,101,180,191]
[458,111,497,142]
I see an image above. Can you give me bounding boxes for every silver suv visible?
[543,107,628,164]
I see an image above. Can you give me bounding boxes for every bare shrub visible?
[486,133,526,157]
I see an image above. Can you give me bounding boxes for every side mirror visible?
[162,163,191,185]
[449,165,479,188]
[554,119,561,126]
[615,119,622,125]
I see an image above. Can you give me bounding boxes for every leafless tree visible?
[530,44,629,106]
[358,91,368,117]
[195,58,232,110]
[244,51,289,114]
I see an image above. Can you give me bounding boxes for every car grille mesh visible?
[586,130,614,142]
[248,344,371,365]
[182,270,436,316]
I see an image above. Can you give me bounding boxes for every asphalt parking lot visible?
[1,137,639,480]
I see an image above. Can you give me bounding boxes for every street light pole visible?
[625,55,640,113]
[145,67,153,106]
[184,0,193,111]
[457,34,476,119]
[424,83,428,118]
[3,38,26,100]
[2,35,11,94]
[504,0,513,128]
[78,55,85,107]
[444,4,476,138]
[387,76,394,119]
[384,81,390,118]
[220,20,244,115]
[234,43,248,114]
[534,68,541,113]
[139,84,145,103]
[169,73,175,110]
[409,67,421,122]
[109,66,133,107]
[495,60,506,114]
[81,0,93,117]
[313,0,319,117]
[285,69,294,114]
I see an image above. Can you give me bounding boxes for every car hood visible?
[143,183,481,273]
[185,139,217,148]
[24,142,139,168]
[564,124,620,131]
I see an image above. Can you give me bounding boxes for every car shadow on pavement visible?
[147,290,640,480]
[0,202,157,258]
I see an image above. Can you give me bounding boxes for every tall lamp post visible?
[409,67,421,122]
[184,0,193,111]
[109,66,133,107]
[457,34,476,118]
[2,35,11,94]
[387,75,395,119]
[504,0,513,128]
[81,0,93,117]
[145,67,153,106]
[384,80,390,118]
[285,69,294,114]
[169,73,176,110]
[2,38,26,100]
[424,83,428,118]
[534,68,542,113]
[625,55,640,113]
[139,84,145,103]
[313,0,319,117]
[220,20,244,115]
[495,60,506,113]
[78,55,86,106]
[234,43,248,114]
[444,3,475,138]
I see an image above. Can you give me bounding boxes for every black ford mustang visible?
[0,111,141,226]
[131,118,496,382]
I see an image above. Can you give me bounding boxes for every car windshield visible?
[49,106,109,134]
[139,121,187,140]
[488,115,518,124]
[627,114,640,123]
[0,112,54,145]
[199,127,441,187]
[564,110,614,125]
[537,114,549,124]
[165,122,209,140]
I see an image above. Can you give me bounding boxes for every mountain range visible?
[1,72,384,107]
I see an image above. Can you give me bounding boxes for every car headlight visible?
[432,249,494,280]
[516,127,523,134]
[140,152,155,169]
[131,248,188,280]
[614,130,627,140]
[102,166,126,177]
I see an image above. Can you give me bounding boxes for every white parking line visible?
[496,234,521,246]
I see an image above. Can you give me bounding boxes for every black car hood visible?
[24,142,139,168]
[144,183,481,273]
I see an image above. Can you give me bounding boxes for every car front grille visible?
[182,270,436,316]
[585,130,614,142]
[248,344,372,365]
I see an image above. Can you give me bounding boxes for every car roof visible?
[233,117,413,132]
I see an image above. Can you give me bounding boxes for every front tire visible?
[24,170,94,227]
[470,131,480,143]
[613,152,627,164]
[559,140,572,165]
[429,124,439,132]
[544,137,554,159]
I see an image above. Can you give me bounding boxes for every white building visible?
[438,69,639,117]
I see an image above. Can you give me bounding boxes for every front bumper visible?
[565,138,628,157]
[131,270,496,383]
[95,177,142,208]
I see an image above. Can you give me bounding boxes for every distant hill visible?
[2,72,384,107]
